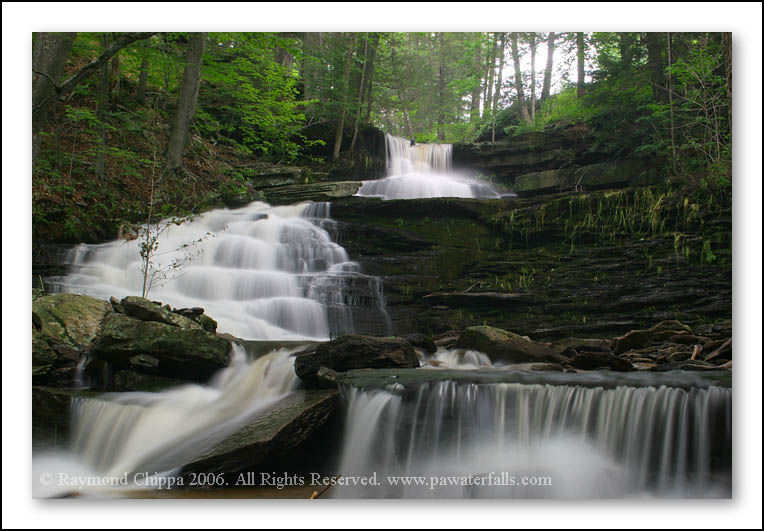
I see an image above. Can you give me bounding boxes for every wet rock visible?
[91,314,231,381]
[294,335,420,383]
[612,329,654,354]
[32,387,98,450]
[551,337,612,356]
[569,351,634,372]
[183,390,339,475]
[121,296,201,330]
[455,326,566,364]
[653,360,720,372]
[528,363,565,372]
[401,333,437,354]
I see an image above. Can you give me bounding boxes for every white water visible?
[356,134,501,200]
[51,201,390,340]
[336,382,732,498]
[34,344,300,497]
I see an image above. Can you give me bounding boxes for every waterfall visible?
[356,134,500,200]
[335,381,732,498]
[34,344,300,497]
[50,201,391,339]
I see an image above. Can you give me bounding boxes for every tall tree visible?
[619,32,634,70]
[32,32,76,165]
[510,32,531,123]
[541,32,556,100]
[645,32,666,102]
[529,32,537,120]
[95,33,110,180]
[350,33,370,152]
[576,32,586,98]
[332,33,356,160]
[165,32,207,172]
[469,41,482,123]
[136,45,149,105]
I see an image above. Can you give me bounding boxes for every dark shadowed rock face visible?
[569,351,634,372]
[455,326,566,364]
[182,390,339,475]
[91,314,231,381]
[294,335,420,382]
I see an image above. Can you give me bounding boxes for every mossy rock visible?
[33,293,112,350]
[455,326,566,364]
[91,314,231,381]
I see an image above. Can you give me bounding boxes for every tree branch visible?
[58,32,157,99]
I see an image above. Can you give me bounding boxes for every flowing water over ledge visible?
[49,201,391,340]
[356,134,502,200]
[335,377,731,499]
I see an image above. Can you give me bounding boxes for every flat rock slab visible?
[182,389,339,475]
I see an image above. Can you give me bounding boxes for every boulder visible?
[91,314,231,381]
[182,390,339,475]
[121,296,201,330]
[33,293,111,350]
[455,326,566,364]
[112,370,184,392]
[294,335,420,382]
[32,294,112,386]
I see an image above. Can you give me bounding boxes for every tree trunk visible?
[483,34,497,120]
[110,49,120,105]
[364,33,380,122]
[32,32,76,166]
[529,32,537,120]
[301,32,316,102]
[350,33,369,152]
[645,32,666,102]
[491,33,506,141]
[510,33,531,123]
[332,33,355,161]
[136,50,149,104]
[576,32,586,98]
[437,32,447,141]
[721,32,732,131]
[95,33,110,180]
[619,32,634,70]
[165,32,207,173]
[470,43,482,123]
[541,32,555,100]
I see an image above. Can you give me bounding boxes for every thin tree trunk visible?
[576,32,586,98]
[645,32,666,102]
[437,32,447,141]
[32,32,76,166]
[332,33,355,161]
[350,34,369,152]
[483,34,497,120]
[529,32,537,120]
[136,49,149,104]
[470,42,482,123]
[95,33,110,180]
[364,33,380,122]
[667,32,677,173]
[541,32,555,100]
[721,32,732,131]
[491,33,506,141]
[619,32,634,70]
[110,48,120,105]
[510,33,530,123]
[165,32,207,173]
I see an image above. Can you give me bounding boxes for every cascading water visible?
[34,344,301,498]
[51,200,391,339]
[335,380,732,499]
[356,134,501,200]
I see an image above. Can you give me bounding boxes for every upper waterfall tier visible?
[356,134,501,200]
[51,201,391,340]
